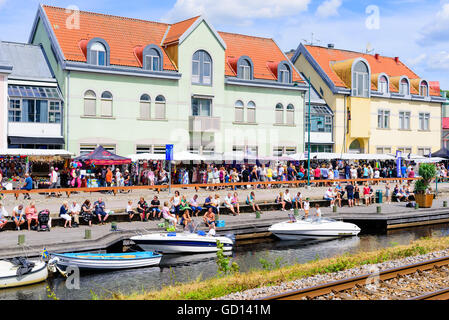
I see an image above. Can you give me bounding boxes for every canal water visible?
[1,223,449,300]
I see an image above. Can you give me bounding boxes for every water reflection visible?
[1,223,448,300]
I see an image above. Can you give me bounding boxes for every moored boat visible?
[49,251,162,270]
[268,217,361,241]
[130,232,234,254]
[0,258,48,289]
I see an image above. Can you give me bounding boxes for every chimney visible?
[327,43,335,49]
[394,57,399,63]
[374,53,380,60]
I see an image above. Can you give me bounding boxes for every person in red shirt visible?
[363,183,371,206]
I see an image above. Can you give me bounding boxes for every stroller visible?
[37,210,51,232]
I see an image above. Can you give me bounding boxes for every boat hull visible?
[269,219,361,241]
[131,233,234,254]
[0,260,48,289]
[51,252,162,270]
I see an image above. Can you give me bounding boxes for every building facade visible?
[0,41,64,151]
[29,5,307,157]
[292,44,444,156]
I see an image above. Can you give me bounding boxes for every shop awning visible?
[0,149,73,156]
[8,136,65,145]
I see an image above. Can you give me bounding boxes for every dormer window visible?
[90,42,106,66]
[379,75,389,94]
[87,38,110,66]
[352,60,370,97]
[192,50,212,85]
[142,45,163,71]
[237,56,253,80]
[278,62,292,84]
[400,78,410,95]
[420,80,429,97]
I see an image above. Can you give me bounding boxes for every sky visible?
[1,0,449,88]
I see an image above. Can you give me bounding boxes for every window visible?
[90,42,106,66]
[155,95,166,119]
[49,101,61,123]
[286,104,295,125]
[417,147,432,157]
[419,113,430,131]
[379,75,388,94]
[273,146,297,156]
[397,147,412,155]
[306,115,332,133]
[80,145,96,155]
[139,94,151,119]
[399,111,411,130]
[377,110,390,129]
[377,147,392,154]
[192,98,211,117]
[420,81,429,97]
[306,144,333,153]
[235,100,244,122]
[153,145,166,154]
[247,101,256,123]
[136,145,151,154]
[278,63,291,84]
[352,61,370,97]
[144,48,160,71]
[84,90,96,116]
[101,91,113,117]
[192,50,212,85]
[238,59,252,80]
[8,99,21,122]
[400,78,410,95]
[275,103,284,124]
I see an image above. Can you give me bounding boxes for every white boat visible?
[0,259,48,289]
[49,252,162,270]
[130,232,234,254]
[269,217,361,241]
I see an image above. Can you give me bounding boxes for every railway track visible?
[262,256,449,301]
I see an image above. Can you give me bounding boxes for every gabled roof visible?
[0,41,55,81]
[39,5,300,83]
[300,45,439,96]
[219,32,302,82]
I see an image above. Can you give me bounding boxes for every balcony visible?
[189,116,221,132]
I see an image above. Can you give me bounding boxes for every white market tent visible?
[128,153,166,162]
[173,151,206,161]
[0,149,73,157]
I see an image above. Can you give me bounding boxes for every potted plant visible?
[414,163,436,208]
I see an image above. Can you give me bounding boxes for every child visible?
[315,204,322,218]
[303,198,310,219]
[126,200,135,222]
[162,201,177,226]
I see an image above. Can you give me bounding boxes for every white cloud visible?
[315,0,342,18]
[164,0,311,24]
[427,51,449,71]
[406,53,427,67]
[417,2,449,46]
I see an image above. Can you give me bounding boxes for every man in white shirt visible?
[283,189,293,211]
[12,204,25,231]
[189,195,202,217]
[69,201,81,227]
[0,202,8,231]
[47,167,58,197]
[224,193,236,215]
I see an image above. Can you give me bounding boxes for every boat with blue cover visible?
[130,231,234,254]
[49,251,162,270]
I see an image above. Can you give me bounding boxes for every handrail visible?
[0,177,419,199]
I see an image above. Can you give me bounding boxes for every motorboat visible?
[130,232,234,254]
[0,258,48,289]
[268,216,361,241]
[49,251,162,271]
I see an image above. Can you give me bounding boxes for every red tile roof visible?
[304,45,439,96]
[42,5,301,82]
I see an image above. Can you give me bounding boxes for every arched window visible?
[89,42,107,66]
[140,94,151,119]
[379,75,389,94]
[192,50,212,85]
[352,60,370,97]
[286,104,295,125]
[235,100,244,122]
[101,91,113,117]
[155,95,166,120]
[400,78,410,95]
[247,101,256,123]
[278,62,291,84]
[143,45,162,71]
[420,80,429,97]
[275,103,284,124]
[238,57,253,80]
[84,90,96,116]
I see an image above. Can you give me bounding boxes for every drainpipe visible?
[66,71,70,153]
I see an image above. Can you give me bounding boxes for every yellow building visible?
[291,44,444,156]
